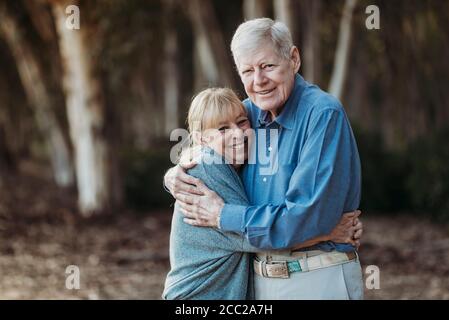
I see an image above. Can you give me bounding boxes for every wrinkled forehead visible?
[235,42,283,69]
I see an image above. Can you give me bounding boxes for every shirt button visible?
[263,177,267,182]
[268,146,272,152]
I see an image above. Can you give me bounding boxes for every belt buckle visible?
[265,260,289,279]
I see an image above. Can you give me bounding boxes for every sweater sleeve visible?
[187,153,264,253]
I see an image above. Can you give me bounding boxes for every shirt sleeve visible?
[219,108,360,250]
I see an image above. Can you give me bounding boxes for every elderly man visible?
[164,18,363,299]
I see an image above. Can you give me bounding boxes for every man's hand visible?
[176,185,225,228]
[164,165,204,196]
[327,210,363,248]
[164,146,205,196]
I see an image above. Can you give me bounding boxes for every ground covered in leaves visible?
[1,171,449,299]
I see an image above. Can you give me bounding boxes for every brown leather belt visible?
[254,251,357,279]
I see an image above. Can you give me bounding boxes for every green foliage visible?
[122,144,175,211]
[406,128,449,221]
[353,125,411,213]
[354,124,449,221]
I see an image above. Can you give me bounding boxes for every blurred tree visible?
[328,0,357,100]
[91,0,166,146]
[163,0,180,136]
[0,125,15,177]
[187,0,236,89]
[0,0,448,216]
[51,0,122,215]
[22,0,55,42]
[0,43,35,168]
[299,0,321,84]
[0,1,74,187]
[243,0,271,20]
[0,52,19,173]
[273,0,297,44]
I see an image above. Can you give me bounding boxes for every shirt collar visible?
[255,74,307,129]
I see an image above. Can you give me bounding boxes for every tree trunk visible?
[328,0,357,100]
[0,2,74,187]
[0,125,15,177]
[300,0,321,84]
[23,0,55,43]
[273,0,297,44]
[130,73,156,149]
[163,0,179,136]
[243,0,271,20]
[52,0,119,215]
[187,0,235,89]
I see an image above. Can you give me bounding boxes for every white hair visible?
[230,18,294,65]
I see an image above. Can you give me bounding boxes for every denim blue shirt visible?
[220,74,362,252]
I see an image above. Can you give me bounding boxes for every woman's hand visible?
[290,210,363,251]
[327,210,363,248]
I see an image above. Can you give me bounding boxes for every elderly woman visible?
[165,18,364,299]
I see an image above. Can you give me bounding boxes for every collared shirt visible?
[220,74,362,252]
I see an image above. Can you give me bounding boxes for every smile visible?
[257,88,275,95]
[232,141,245,148]
[232,137,248,148]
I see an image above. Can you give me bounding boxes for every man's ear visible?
[290,46,301,73]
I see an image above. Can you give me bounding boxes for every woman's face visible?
[236,43,300,118]
[201,111,252,167]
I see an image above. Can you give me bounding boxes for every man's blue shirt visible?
[220,74,362,252]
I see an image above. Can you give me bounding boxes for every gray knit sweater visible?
[162,147,261,300]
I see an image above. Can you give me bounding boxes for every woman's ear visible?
[290,46,301,73]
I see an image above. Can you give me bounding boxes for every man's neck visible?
[232,163,242,171]
[268,106,284,121]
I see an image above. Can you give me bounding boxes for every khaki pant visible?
[254,251,364,300]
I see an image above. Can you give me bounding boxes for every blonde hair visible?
[177,88,246,163]
[187,87,246,146]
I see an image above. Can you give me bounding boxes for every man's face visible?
[236,44,300,117]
